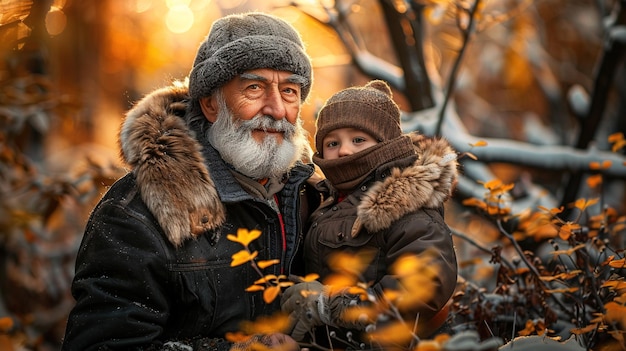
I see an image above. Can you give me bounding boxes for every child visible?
[281,80,459,349]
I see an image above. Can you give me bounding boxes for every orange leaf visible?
[257,259,279,269]
[254,275,278,284]
[571,323,598,335]
[573,198,599,211]
[608,258,626,269]
[586,174,603,188]
[245,285,265,292]
[231,250,258,267]
[227,228,262,247]
[0,317,13,332]
[301,273,320,282]
[263,286,281,304]
[470,140,488,147]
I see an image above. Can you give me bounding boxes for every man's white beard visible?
[207,93,309,179]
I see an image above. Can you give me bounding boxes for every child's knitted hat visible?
[315,80,402,155]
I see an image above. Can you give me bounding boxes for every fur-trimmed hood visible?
[352,133,458,236]
[119,83,226,247]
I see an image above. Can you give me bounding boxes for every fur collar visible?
[119,83,225,247]
[352,133,459,236]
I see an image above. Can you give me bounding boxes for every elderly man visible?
[62,12,318,351]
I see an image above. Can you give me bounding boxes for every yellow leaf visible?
[366,320,414,345]
[227,228,262,247]
[0,317,13,332]
[462,197,487,210]
[545,287,579,294]
[301,273,320,282]
[573,198,599,211]
[254,275,278,284]
[586,174,602,188]
[245,285,265,292]
[602,280,626,291]
[608,132,624,143]
[225,331,252,343]
[263,285,281,304]
[257,259,279,269]
[571,323,598,335]
[551,242,585,256]
[239,313,292,335]
[604,301,626,327]
[470,140,488,147]
[231,250,258,267]
[608,258,626,269]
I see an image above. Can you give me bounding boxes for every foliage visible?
[0,49,124,351]
[224,133,626,350]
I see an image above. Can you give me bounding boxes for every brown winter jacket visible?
[62,84,318,351]
[305,133,459,344]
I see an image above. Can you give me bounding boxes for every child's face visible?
[321,127,379,160]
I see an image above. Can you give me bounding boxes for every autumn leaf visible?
[602,280,626,290]
[470,140,488,147]
[257,259,279,269]
[540,270,582,281]
[225,331,252,343]
[301,273,320,282]
[254,275,278,285]
[557,223,581,241]
[239,313,292,335]
[518,319,536,336]
[604,301,626,327]
[327,250,374,276]
[245,285,264,292]
[608,258,626,269]
[462,197,487,210]
[0,317,13,332]
[366,320,414,345]
[324,273,359,295]
[263,285,281,304]
[231,250,258,267]
[586,174,602,188]
[227,228,262,247]
[341,305,376,325]
[551,243,585,256]
[571,323,598,335]
[608,132,626,152]
[573,198,599,211]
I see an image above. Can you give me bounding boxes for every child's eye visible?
[325,141,339,148]
[353,137,367,144]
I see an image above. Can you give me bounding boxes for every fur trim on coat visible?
[354,133,458,234]
[118,83,225,247]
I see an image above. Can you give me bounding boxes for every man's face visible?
[202,69,309,179]
[202,68,303,143]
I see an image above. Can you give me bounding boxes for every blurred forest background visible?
[1,0,626,350]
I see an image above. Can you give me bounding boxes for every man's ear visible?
[199,96,218,123]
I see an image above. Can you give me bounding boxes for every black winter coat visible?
[62,85,317,351]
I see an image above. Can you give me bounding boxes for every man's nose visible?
[261,87,286,120]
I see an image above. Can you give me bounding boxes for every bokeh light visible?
[45,6,66,36]
[165,4,194,33]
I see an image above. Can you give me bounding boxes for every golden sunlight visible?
[165,3,194,33]
[45,6,66,36]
